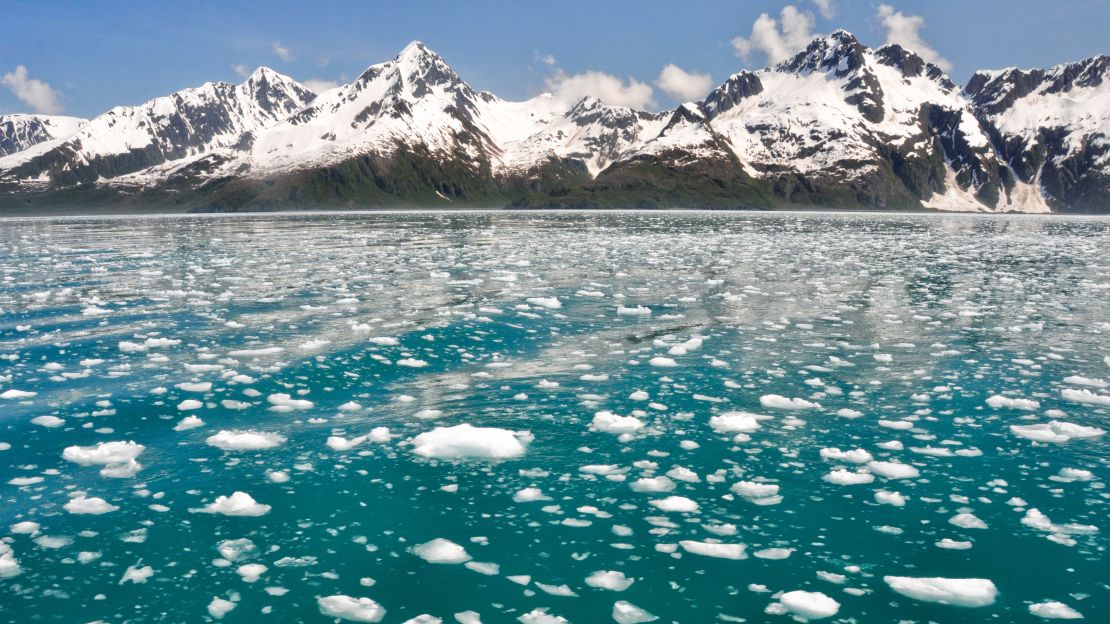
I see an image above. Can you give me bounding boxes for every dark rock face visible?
[0,116,57,156]
[700,72,763,117]
[964,55,1109,211]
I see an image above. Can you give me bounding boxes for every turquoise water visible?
[0,211,1107,623]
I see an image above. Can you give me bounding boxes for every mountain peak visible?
[778,30,867,76]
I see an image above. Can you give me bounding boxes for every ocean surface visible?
[0,211,1107,623]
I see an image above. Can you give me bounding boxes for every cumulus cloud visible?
[655,64,714,102]
[231,64,250,79]
[811,0,836,19]
[546,69,655,109]
[732,6,817,67]
[271,41,293,62]
[1,66,64,114]
[303,78,340,94]
[877,4,952,72]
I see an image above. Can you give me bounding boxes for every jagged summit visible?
[778,30,868,76]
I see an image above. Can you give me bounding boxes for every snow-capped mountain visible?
[0,114,86,157]
[965,55,1109,212]
[0,68,314,189]
[0,35,1106,213]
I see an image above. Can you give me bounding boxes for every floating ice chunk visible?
[208,597,237,619]
[327,435,369,451]
[732,481,780,498]
[64,495,118,515]
[119,564,154,584]
[709,411,766,434]
[465,561,499,575]
[217,538,256,561]
[678,540,747,559]
[592,411,645,434]
[177,399,202,411]
[823,469,874,485]
[368,427,391,443]
[875,491,906,506]
[517,608,567,624]
[630,476,675,493]
[267,393,313,410]
[315,591,384,618]
[1020,508,1098,541]
[206,430,286,451]
[878,419,913,430]
[1010,421,1104,443]
[629,390,649,401]
[31,415,64,428]
[191,492,270,517]
[536,582,577,597]
[0,389,36,400]
[648,357,677,367]
[412,424,529,460]
[1061,388,1110,407]
[1063,375,1108,388]
[666,467,699,482]
[412,538,470,564]
[820,447,872,463]
[236,563,267,583]
[612,601,657,624]
[753,548,794,560]
[402,615,442,624]
[883,576,997,607]
[367,337,399,346]
[176,381,212,393]
[617,305,651,316]
[836,408,863,418]
[649,496,699,513]
[949,513,988,529]
[63,441,144,472]
[513,487,552,503]
[1052,468,1094,482]
[776,590,840,620]
[174,415,204,431]
[398,358,429,368]
[936,538,972,550]
[867,461,920,479]
[10,521,39,535]
[585,570,634,591]
[760,395,820,409]
[986,395,1040,410]
[526,297,562,309]
[1028,601,1084,619]
[0,550,20,578]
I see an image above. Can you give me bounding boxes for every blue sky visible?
[2,0,1107,118]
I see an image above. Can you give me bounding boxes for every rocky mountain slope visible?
[0,34,1105,213]
[0,114,86,157]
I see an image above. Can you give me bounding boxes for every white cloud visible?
[877,4,952,72]
[303,78,340,94]
[1,65,64,114]
[655,64,713,102]
[231,64,250,79]
[811,0,836,19]
[271,41,293,62]
[534,52,557,67]
[545,69,655,109]
[732,6,817,67]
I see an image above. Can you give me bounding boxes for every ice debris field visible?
[0,211,1107,623]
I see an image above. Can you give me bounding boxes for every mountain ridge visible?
[1,33,1106,214]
